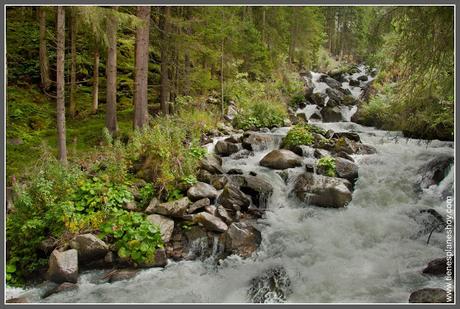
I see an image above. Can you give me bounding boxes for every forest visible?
[5,5,455,304]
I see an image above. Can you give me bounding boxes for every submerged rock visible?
[105,269,139,283]
[417,155,453,190]
[409,288,450,303]
[260,149,303,170]
[43,282,78,298]
[47,249,79,284]
[248,266,292,303]
[423,257,454,276]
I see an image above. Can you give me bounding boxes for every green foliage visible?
[99,210,163,265]
[282,124,315,149]
[234,101,286,130]
[138,183,155,209]
[317,156,336,177]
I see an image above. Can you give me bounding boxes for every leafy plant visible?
[282,124,315,149]
[138,183,155,209]
[317,156,336,177]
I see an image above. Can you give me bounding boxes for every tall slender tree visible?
[159,6,171,115]
[105,6,119,135]
[133,6,151,129]
[91,48,100,114]
[69,9,77,117]
[56,6,67,164]
[38,7,51,90]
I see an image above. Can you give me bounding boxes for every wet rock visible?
[215,140,241,156]
[210,175,230,190]
[242,132,274,151]
[334,137,359,154]
[227,168,244,175]
[224,222,261,258]
[216,205,233,224]
[310,111,322,121]
[342,95,357,106]
[230,149,253,160]
[6,297,29,303]
[106,269,139,283]
[229,175,274,213]
[335,157,359,183]
[204,205,217,216]
[43,282,78,298]
[423,257,454,276]
[409,288,450,303]
[188,198,211,214]
[310,92,327,107]
[319,75,342,89]
[194,212,228,232]
[248,266,292,303]
[314,148,330,159]
[293,172,352,208]
[357,144,377,155]
[139,248,168,267]
[187,182,218,202]
[47,249,79,284]
[197,169,213,183]
[357,75,368,81]
[304,77,315,99]
[69,234,109,263]
[417,155,454,190]
[149,197,190,218]
[225,135,242,144]
[277,171,289,183]
[146,214,175,242]
[332,132,361,142]
[217,184,251,212]
[200,154,224,174]
[321,106,343,122]
[326,87,345,106]
[260,149,303,170]
[349,79,360,87]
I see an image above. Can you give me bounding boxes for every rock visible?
[336,151,355,162]
[187,198,211,214]
[107,269,139,283]
[69,234,109,263]
[40,238,57,255]
[230,149,252,160]
[140,248,168,267]
[204,205,217,216]
[6,297,29,303]
[409,288,450,303]
[187,182,218,202]
[321,106,343,122]
[332,132,361,142]
[216,205,233,224]
[310,92,327,107]
[227,168,244,175]
[293,172,352,208]
[225,104,238,121]
[197,169,213,183]
[122,201,138,211]
[260,150,303,170]
[6,186,14,213]
[224,222,261,257]
[319,75,342,89]
[47,249,79,284]
[217,184,251,212]
[228,175,274,213]
[334,137,359,154]
[314,148,330,159]
[104,252,115,265]
[43,282,78,298]
[242,132,274,151]
[325,87,345,105]
[342,95,357,106]
[200,154,224,174]
[150,197,190,218]
[357,75,368,81]
[194,212,228,232]
[146,214,175,242]
[304,77,314,99]
[349,79,360,87]
[225,135,242,143]
[423,257,454,276]
[417,155,454,190]
[277,171,289,183]
[338,87,352,96]
[210,175,230,190]
[144,197,160,214]
[309,112,322,121]
[248,266,292,303]
[335,157,359,183]
[357,144,377,155]
[215,140,241,156]
[296,113,308,123]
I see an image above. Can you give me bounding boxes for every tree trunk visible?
[91,49,99,114]
[56,6,67,165]
[69,10,77,118]
[160,6,171,115]
[133,6,151,130]
[38,7,51,90]
[220,8,225,115]
[105,7,118,136]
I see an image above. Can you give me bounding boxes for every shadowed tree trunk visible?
[91,48,99,113]
[133,6,151,130]
[38,7,51,90]
[69,10,77,117]
[160,6,171,115]
[105,6,118,136]
[56,6,67,164]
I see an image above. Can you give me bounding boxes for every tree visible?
[38,7,51,90]
[69,9,77,117]
[159,6,171,115]
[105,6,119,136]
[91,48,100,114]
[56,6,67,164]
[133,6,151,129]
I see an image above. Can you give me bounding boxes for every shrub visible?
[317,156,336,177]
[282,124,315,149]
[234,101,286,130]
[99,210,164,265]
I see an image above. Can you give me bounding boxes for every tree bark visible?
[56,6,67,165]
[160,6,171,115]
[105,7,118,136]
[38,7,51,90]
[220,8,225,115]
[91,48,100,114]
[133,6,151,130]
[69,10,77,117]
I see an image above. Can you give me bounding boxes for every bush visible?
[317,156,336,177]
[281,124,315,149]
[233,101,286,130]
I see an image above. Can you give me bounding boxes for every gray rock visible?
[149,197,190,218]
[314,148,330,159]
[224,222,261,258]
[229,175,274,213]
[216,205,233,224]
[194,212,228,232]
[310,92,327,107]
[417,155,454,190]
[187,182,218,202]
[335,157,359,183]
[188,198,211,214]
[321,106,343,122]
[43,282,78,299]
[205,205,217,216]
[325,87,345,105]
[106,269,139,283]
[423,257,454,276]
[146,214,175,243]
[200,154,224,174]
[332,132,361,142]
[357,144,377,155]
[217,184,251,212]
[319,75,342,89]
[242,132,274,151]
[197,169,213,183]
[215,140,241,156]
[260,149,303,170]
[144,197,160,214]
[349,79,360,87]
[293,172,352,208]
[69,234,109,263]
[357,75,368,81]
[139,248,168,267]
[40,238,57,255]
[409,288,450,303]
[227,168,244,175]
[248,266,292,303]
[47,249,79,284]
[210,175,230,190]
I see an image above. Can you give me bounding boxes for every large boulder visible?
[187,182,218,202]
[332,132,361,142]
[149,197,190,218]
[139,249,168,268]
[321,106,343,122]
[224,222,261,258]
[293,172,352,208]
[417,155,454,190]
[409,288,450,303]
[325,88,345,106]
[319,75,342,89]
[229,175,274,214]
[47,249,79,284]
[248,266,292,303]
[146,214,175,243]
[215,140,241,156]
[199,154,224,174]
[260,149,303,170]
[188,198,211,214]
[335,157,359,183]
[310,92,327,107]
[242,132,274,151]
[69,234,109,263]
[423,257,454,276]
[194,212,228,232]
[357,75,368,81]
[349,79,360,87]
[217,184,251,212]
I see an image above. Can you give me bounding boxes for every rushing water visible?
[6,66,454,304]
